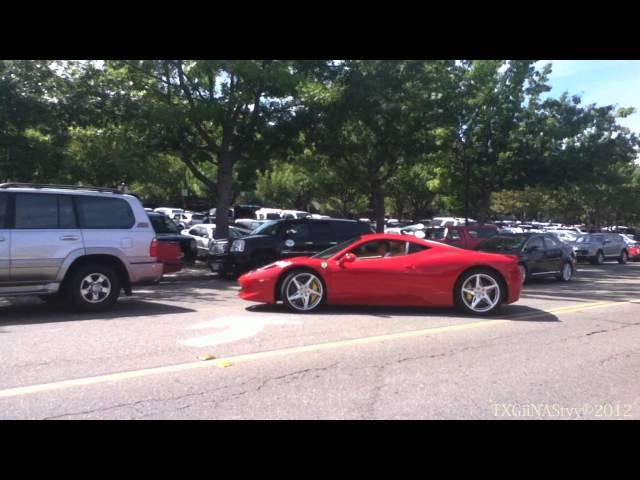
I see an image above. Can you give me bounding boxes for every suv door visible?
[11,193,84,284]
[445,227,465,248]
[281,221,312,258]
[309,221,336,253]
[0,193,9,283]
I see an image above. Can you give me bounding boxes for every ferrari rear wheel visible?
[456,269,503,316]
[281,270,325,313]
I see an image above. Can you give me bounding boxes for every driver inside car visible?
[376,241,392,258]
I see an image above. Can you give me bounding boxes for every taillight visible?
[150,238,158,258]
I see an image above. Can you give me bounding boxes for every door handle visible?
[60,235,80,241]
[0,236,5,242]
[304,242,314,245]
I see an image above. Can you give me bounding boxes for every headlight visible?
[211,242,228,254]
[230,239,245,252]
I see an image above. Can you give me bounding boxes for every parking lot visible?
[1,262,639,419]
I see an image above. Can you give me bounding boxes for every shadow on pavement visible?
[245,303,559,322]
[0,298,198,328]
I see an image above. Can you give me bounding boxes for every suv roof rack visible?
[0,183,125,194]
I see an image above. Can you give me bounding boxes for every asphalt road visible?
[1,261,639,419]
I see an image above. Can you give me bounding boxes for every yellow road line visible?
[0,299,637,399]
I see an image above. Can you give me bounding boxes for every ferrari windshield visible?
[312,237,361,259]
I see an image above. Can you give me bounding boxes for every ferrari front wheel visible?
[455,269,503,316]
[281,270,325,313]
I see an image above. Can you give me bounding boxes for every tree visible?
[0,60,69,182]
[76,60,308,236]
[310,60,453,231]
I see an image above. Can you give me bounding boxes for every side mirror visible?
[285,229,297,236]
[338,253,357,267]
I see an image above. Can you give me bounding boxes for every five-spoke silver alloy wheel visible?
[561,263,573,281]
[80,273,112,304]
[284,272,324,312]
[460,273,501,314]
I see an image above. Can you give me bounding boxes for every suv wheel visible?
[592,250,605,265]
[557,262,574,282]
[68,263,121,312]
[618,250,628,264]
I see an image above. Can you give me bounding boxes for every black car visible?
[147,212,198,264]
[208,218,374,277]
[475,233,577,284]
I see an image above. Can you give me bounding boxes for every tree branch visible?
[174,60,219,154]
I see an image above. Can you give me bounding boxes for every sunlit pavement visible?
[1,262,639,419]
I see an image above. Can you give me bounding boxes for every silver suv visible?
[571,233,629,265]
[0,184,163,311]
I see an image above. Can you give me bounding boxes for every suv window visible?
[75,196,135,229]
[311,222,334,240]
[448,228,461,241]
[15,193,78,229]
[0,193,7,228]
[288,222,310,241]
[472,227,497,239]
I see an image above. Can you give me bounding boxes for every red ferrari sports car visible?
[238,233,522,315]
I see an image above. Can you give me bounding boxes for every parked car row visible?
[0,185,636,316]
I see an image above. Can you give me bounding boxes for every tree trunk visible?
[372,183,385,233]
[215,152,234,238]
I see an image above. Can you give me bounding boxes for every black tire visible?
[557,261,574,282]
[67,263,121,312]
[591,250,605,265]
[454,268,505,316]
[618,250,628,264]
[280,269,326,313]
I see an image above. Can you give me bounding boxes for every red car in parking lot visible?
[238,233,522,316]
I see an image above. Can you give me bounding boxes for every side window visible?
[352,240,405,259]
[289,223,310,241]
[0,193,7,228]
[467,229,478,238]
[526,236,545,250]
[543,236,561,248]
[407,242,429,254]
[448,228,461,241]
[188,227,199,236]
[311,222,334,241]
[477,228,497,239]
[75,196,135,229]
[15,193,58,229]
